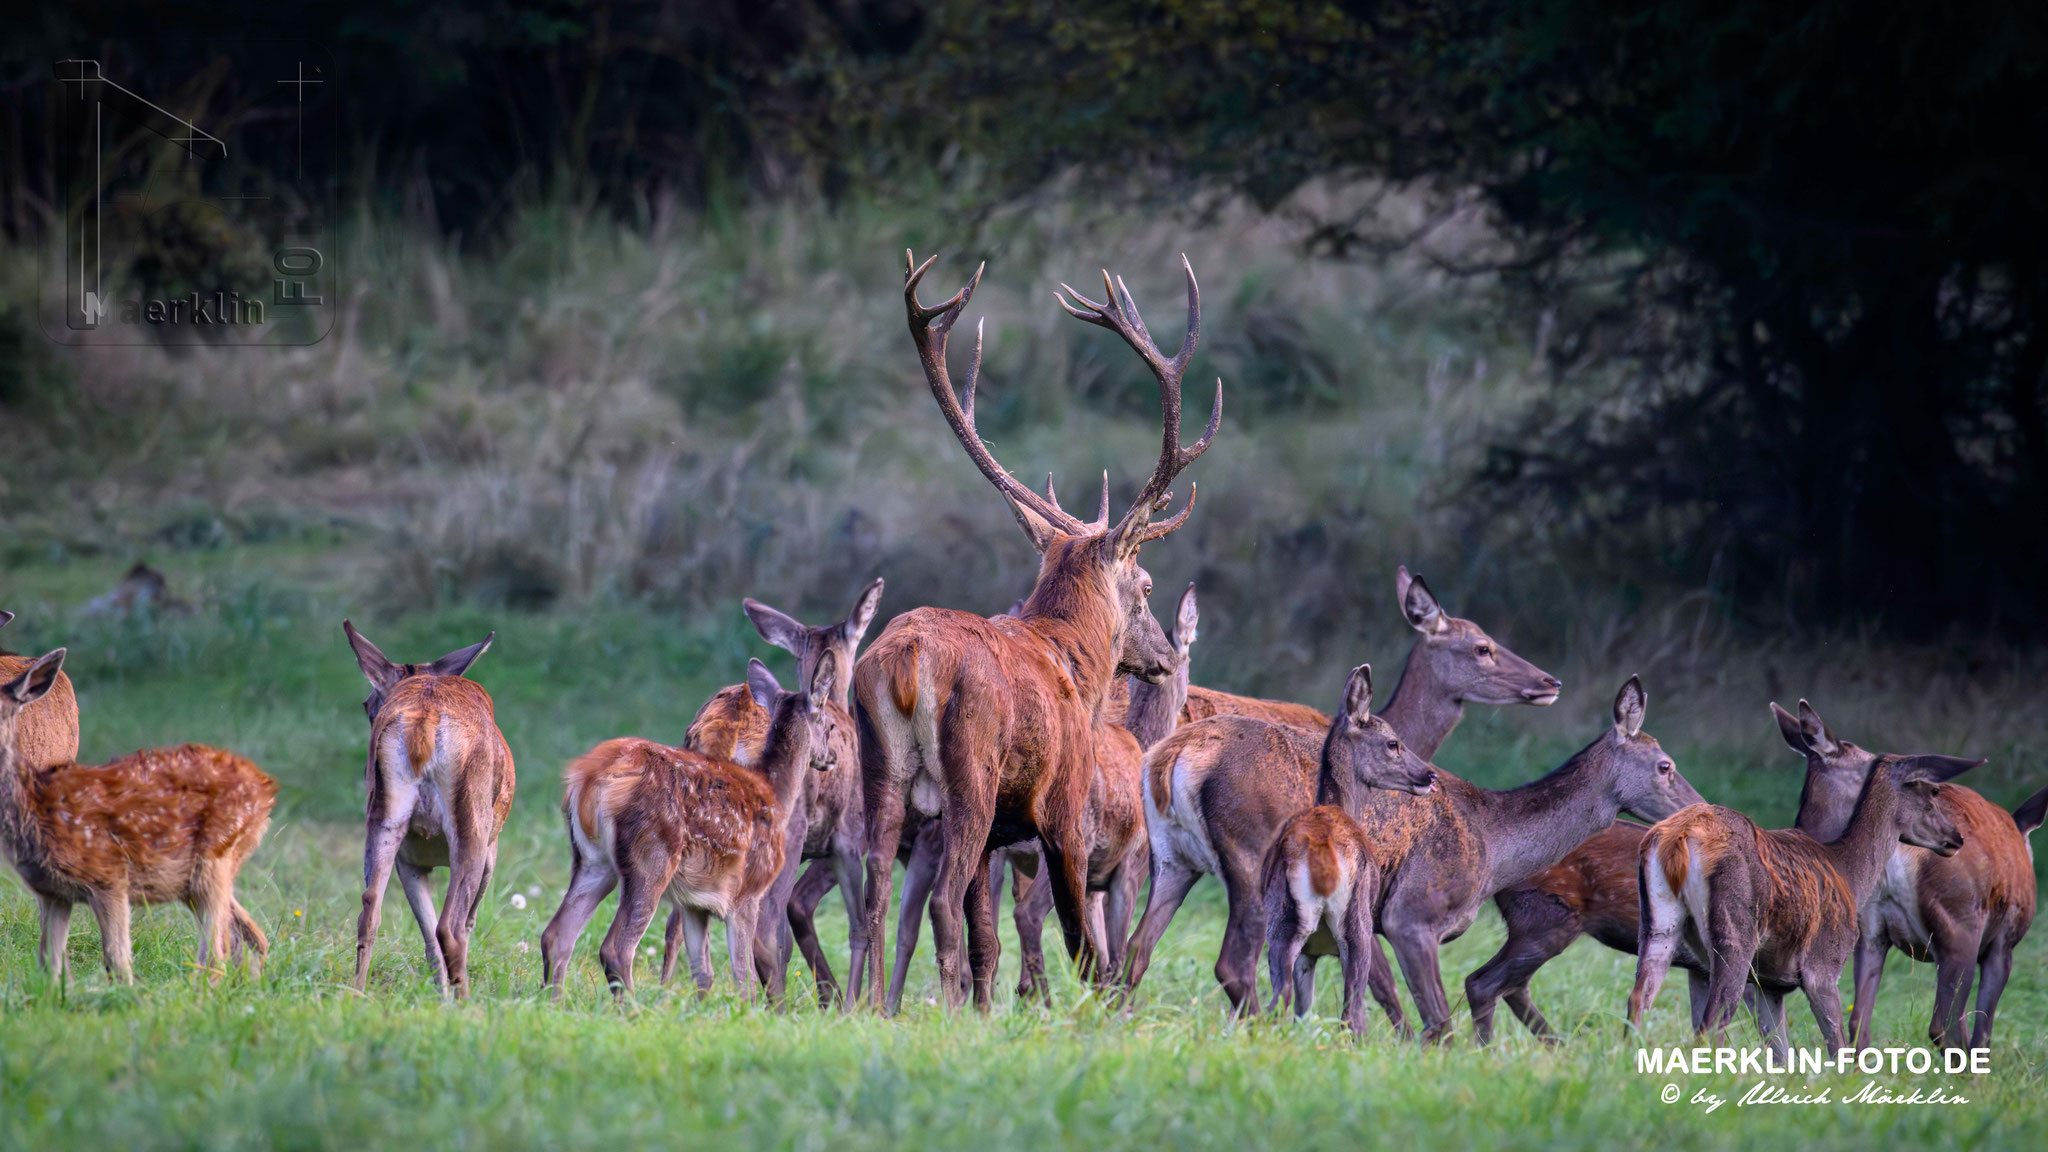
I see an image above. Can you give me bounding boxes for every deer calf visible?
[1628,750,1983,1055]
[1261,664,1436,1034]
[1,650,275,982]
[541,657,837,998]
[676,582,881,1004]
[344,622,512,996]
[0,611,79,770]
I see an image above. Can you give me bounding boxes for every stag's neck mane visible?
[1018,535,1123,718]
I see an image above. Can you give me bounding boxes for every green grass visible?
[2,591,2045,1150]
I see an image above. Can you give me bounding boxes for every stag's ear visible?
[746,658,785,710]
[1770,702,1809,756]
[1795,699,1843,758]
[2,648,64,705]
[1174,583,1200,652]
[842,579,884,646]
[1894,754,1985,785]
[0,610,14,629]
[343,621,405,694]
[428,631,495,678]
[1613,675,1647,738]
[745,599,809,657]
[1003,597,1028,619]
[2012,784,2048,836]
[1342,663,1374,721]
[1398,567,1446,634]
[1003,493,1063,553]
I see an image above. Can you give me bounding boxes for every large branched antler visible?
[1056,255,1223,548]
[905,250,1093,536]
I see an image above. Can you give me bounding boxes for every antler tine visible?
[904,251,1086,535]
[1091,470,1111,529]
[1138,482,1198,542]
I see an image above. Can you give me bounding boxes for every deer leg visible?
[1290,953,1318,1019]
[964,851,1000,1012]
[788,859,841,1006]
[1969,940,2013,1050]
[596,864,671,999]
[353,814,408,991]
[394,855,448,988]
[191,860,234,979]
[1385,924,1454,1044]
[1697,908,1758,1041]
[540,851,615,993]
[1366,938,1412,1038]
[851,707,905,1010]
[1038,831,1103,987]
[1686,968,1713,1033]
[36,894,72,980]
[1103,844,1144,978]
[1337,871,1379,1037]
[1927,942,1976,1054]
[1124,853,1201,992]
[660,909,687,986]
[1213,862,1267,1015]
[436,829,492,999]
[886,820,941,1014]
[1263,887,1313,1019]
[1801,963,1848,1052]
[1014,850,1055,1002]
[229,898,268,974]
[1466,890,1575,1045]
[1846,925,1887,1050]
[725,897,759,1003]
[678,905,714,994]
[751,832,807,1003]
[1752,987,1790,1061]
[1627,899,1683,1035]
[90,889,134,984]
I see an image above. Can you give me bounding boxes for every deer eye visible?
[1474,644,1492,658]
[1657,759,1674,773]
[1385,738,1401,751]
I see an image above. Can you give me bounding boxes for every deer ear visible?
[1003,493,1063,553]
[343,621,404,693]
[1399,569,1446,634]
[745,599,809,657]
[1795,700,1842,757]
[808,651,839,711]
[2012,784,2048,836]
[745,658,784,710]
[0,610,14,629]
[427,631,495,678]
[1894,754,1985,785]
[1613,675,1647,738]
[2,648,64,705]
[1175,583,1199,651]
[1342,663,1374,721]
[1770,702,1809,755]
[842,580,884,646]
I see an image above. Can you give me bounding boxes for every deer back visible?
[1183,685,1329,730]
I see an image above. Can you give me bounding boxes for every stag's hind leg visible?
[886,821,941,1013]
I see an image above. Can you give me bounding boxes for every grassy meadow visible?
[3,195,2048,1148]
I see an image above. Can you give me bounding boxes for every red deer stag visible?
[1628,750,1983,1055]
[0,610,79,770]
[1772,702,2045,1051]
[1121,568,1561,1001]
[343,622,511,996]
[540,657,837,998]
[668,581,883,1004]
[850,250,1220,1010]
[1261,664,1439,1034]
[887,574,1188,1007]
[1,650,276,981]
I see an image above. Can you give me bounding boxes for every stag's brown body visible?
[344,624,513,996]
[2,651,274,982]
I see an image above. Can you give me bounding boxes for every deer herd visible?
[4,250,2047,1059]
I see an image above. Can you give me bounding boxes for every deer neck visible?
[1380,642,1463,760]
[1018,557,1122,718]
[1123,660,1188,749]
[753,707,813,826]
[1820,770,1902,899]
[1469,739,1624,892]
[1793,768,1862,842]
[1314,735,1365,819]
[0,717,41,865]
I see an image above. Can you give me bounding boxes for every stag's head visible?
[743,579,884,709]
[904,251,1221,686]
[1395,566,1561,708]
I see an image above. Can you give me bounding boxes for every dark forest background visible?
[7,0,2048,636]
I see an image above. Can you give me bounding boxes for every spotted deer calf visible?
[542,656,837,998]
[0,611,79,770]
[343,622,512,996]
[1,650,276,982]
[1261,664,1437,1034]
[674,581,882,1004]
[1628,750,1983,1055]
